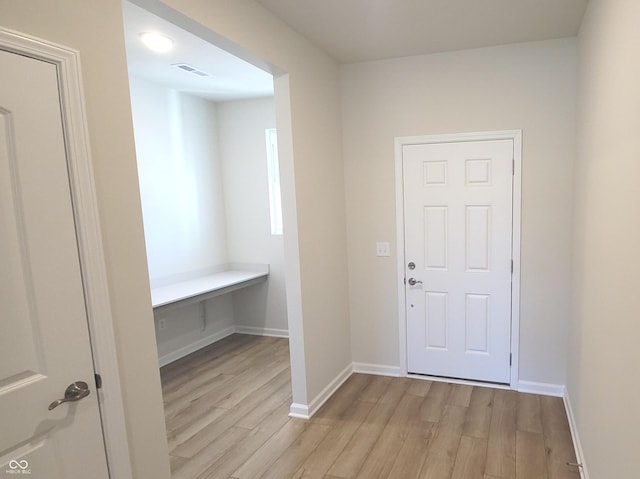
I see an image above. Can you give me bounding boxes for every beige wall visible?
[569,0,640,476]
[341,38,577,386]
[0,1,171,477]
[0,0,351,476]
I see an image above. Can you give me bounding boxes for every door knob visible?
[407,278,422,286]
[48,381,91,410]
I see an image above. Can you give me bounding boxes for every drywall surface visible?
[0,1,171,477]
[130,85,287,356]
[569,0,640,476]
[129,78,237,362]
[129,77,228,287]
[217,97,289,334]
[154,297,235,361]
[341,38,577,386]
[0,0,351,475]
[130,0,351,407]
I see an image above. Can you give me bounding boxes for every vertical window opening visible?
[265,128,283,235]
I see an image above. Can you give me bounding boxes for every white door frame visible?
[0,28,133,478]
[395,130,522,389]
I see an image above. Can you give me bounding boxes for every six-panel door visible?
[403,139,513,383]
[0,49,110,478]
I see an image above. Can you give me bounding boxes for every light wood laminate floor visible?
[160,334,580,479]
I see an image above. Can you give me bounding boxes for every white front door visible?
[0,50,110,478]
[403,139,514,383]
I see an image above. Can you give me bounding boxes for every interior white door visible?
[0,50,110,477]
[403,139,513,383]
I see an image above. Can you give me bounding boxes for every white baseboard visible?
[234,325,289,338]
[158,325,289,367]
[352,362,402,377]
[288,403,310,419]
[517,380,565,397]
[289,363,353,420]
[351,367,565,398]
[158,326,235,367]
[564,390,589,479]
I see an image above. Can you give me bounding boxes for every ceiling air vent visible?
[171,63,209,77]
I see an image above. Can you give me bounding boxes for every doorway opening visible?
[0,28,132,478]
[121,0,303,472]
[395,130,522,389]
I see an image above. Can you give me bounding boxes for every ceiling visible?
[255,0,589,64]
[122,1,274,102]
[122,1,588,100]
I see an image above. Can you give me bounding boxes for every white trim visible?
[157,327,236,367]
[517,380,565,397]
[563,390,589,479]
[0,29,132,478]
[511,132,522,389]
[288,403,310,419]
[352,362,402,377]
[234,325,289,338]
[395,130,522,390]
[395,142,408,377]
[289,363,352,419]
[158,326,289,367]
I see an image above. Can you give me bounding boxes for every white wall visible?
[129,76,228,287]
[129,77,237,363]
[569,0,640,476]
[154,299,234,360]
[217,97,289,334]
[130,81,287,358]
[341,38,577,386]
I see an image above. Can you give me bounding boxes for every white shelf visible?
[151,265,269,311]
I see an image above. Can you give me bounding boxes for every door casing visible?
[0,28,133,478]
[395,130,522,389]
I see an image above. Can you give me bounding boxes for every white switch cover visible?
[376,242,390,257]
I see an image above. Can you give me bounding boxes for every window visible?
[265,128,283,235]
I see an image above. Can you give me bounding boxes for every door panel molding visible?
[395,130,521,389]
[0,28,133,478]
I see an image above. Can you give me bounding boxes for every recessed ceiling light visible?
[139,32,173,53]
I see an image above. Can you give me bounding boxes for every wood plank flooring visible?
[160,334,581,479]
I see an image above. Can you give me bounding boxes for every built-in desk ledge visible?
[151,263,269,312]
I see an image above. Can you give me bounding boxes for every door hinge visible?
[95,373,103,390]
[511,260,514,273]
[510,353,512,366]
[512,158,515,175]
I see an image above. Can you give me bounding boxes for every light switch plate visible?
[376,242,390,257]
